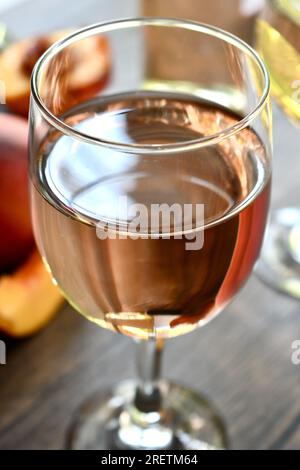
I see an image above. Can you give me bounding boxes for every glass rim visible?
[31,17,270,155]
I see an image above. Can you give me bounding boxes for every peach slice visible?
[0,29,110,116]
[0,250,63,337]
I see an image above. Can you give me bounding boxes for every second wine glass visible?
[256,0,300,297]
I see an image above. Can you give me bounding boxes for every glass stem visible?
[118,339,173,449]
[134,339,164,414]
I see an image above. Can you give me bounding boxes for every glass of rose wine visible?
[29,19,271,450]
[256,0,300,297]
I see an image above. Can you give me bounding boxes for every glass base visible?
[66,380,228,450]
[256,208,300,298]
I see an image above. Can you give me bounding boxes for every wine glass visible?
[256,0,300,297]
[29,18,271,450]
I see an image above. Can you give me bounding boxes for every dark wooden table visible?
[1,0,300,451]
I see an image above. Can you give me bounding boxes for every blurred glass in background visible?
[143,0,265,43]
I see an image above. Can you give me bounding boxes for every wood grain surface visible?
[1,0,300,450]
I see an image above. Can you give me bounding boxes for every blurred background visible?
[1,0,300,451]
[0,0,264,40]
